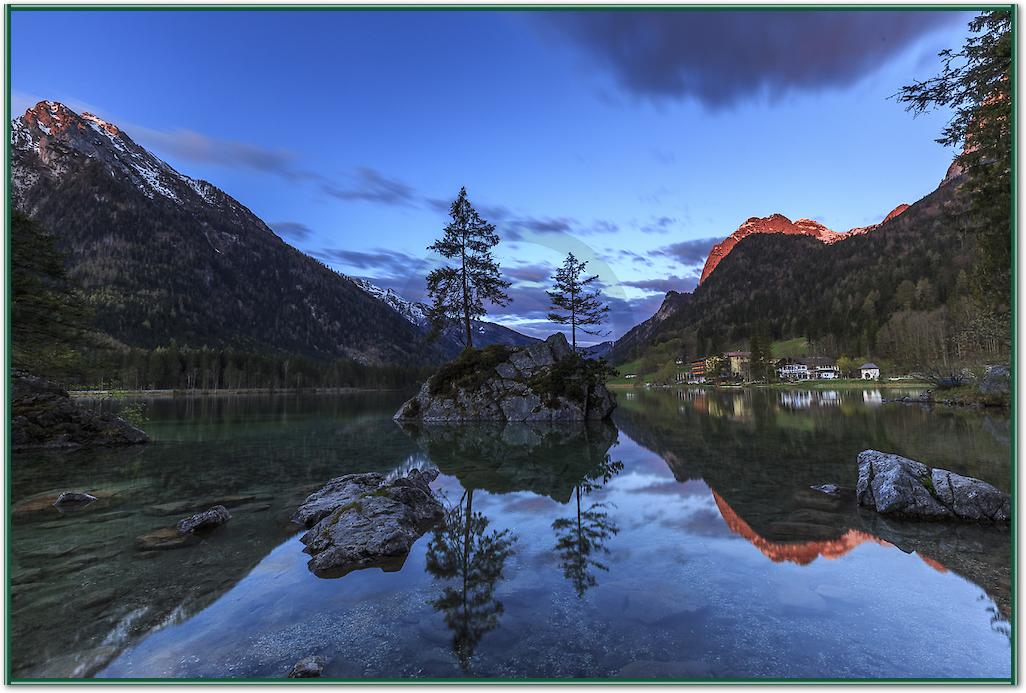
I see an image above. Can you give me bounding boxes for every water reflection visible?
[552,456,623,597]
[617,388,1012,621]
[9,389,1012,679]
[425,489,516,671]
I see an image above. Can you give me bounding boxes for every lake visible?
[9,387,1012,680]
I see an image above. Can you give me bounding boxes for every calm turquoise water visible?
[9,388,1012,680]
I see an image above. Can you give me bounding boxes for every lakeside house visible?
[775,356,840,381]
[859,363,881,380]
[724,351,751,380]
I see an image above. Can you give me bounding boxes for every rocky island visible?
[394,333,616,423]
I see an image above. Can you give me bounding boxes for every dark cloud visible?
[323,167,417,206]
[621,274,698,294]
[269,221,314,242]
[654,236,721,266]
[542,11,964,107]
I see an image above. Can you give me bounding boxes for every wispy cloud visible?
[654,236,721,266]
[270,221,315,242]
[322,167,418,206]
[130,125,318,182]
[621,274,697,294]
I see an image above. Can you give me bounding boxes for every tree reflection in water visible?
[425,488,516,671]
[552,455,623,598]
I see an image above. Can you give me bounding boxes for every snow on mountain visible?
[347,276,539,349]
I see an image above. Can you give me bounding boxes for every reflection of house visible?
[860,363,881,380]
[779,390,813,409]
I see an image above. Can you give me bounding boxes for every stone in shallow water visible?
[176,505,231,535]
[54,491,97,507]
[292,469,443,578]
[288,655,326,678]
[810,484,840,496]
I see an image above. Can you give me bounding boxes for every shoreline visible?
[607,380,933,391]
[68,386,407,399]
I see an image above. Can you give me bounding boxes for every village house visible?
[776,357,840,380]
[776,360,811,381]
[724,351,751,380]
[688,358,707,384]
[859,363,881,380]
[799,356,840,380]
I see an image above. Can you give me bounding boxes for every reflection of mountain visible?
[711,489,889,566]
[397,421,619,502]
[614,392,1011,620]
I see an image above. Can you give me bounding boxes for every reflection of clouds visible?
[499,494,561,515]
[629,479,709,497]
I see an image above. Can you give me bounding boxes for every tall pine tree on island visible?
[425,187,511,349]
[547,252,610,351]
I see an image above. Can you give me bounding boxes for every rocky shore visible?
[394,333,616,423]
[12,370,149,450]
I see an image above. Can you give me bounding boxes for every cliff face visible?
[698,205,909,285]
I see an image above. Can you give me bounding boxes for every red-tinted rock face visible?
[699,204,909,285]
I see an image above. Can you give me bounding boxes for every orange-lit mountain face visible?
[698,204,910,285]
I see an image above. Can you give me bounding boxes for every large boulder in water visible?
[292,469,443,578]
[979,364,1011,397]
[11,370,148,450]
[856,450,1009,524]
[394,333,616,423]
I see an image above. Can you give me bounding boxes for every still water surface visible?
[10,388,1012,680]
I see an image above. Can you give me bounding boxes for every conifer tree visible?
[898,11,1011,328]
[11,212,92,377]
[425,187,511,349]
[546,252,609,350]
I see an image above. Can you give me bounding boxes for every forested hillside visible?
[612,175,1006,369]
[11,101,443,371]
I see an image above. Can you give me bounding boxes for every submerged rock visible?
[292,469,443,578]
[856,450,1009,523]
[176,505,231,535]
[53,491,97,508]
[810,484,841,496]
[11,370,149,450]
[394,333,616,423]
[288,655,326,678]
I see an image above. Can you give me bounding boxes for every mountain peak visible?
[699,204,908,285]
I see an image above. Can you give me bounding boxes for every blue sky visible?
[10,9,974,343]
